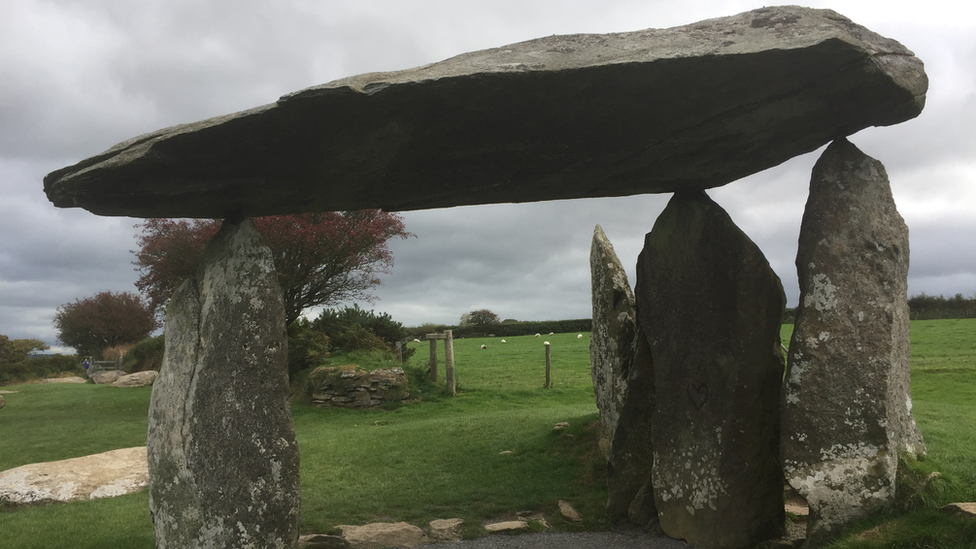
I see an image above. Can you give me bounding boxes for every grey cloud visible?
[1,0,974,344]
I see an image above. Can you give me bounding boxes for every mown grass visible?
[0,322,974,549]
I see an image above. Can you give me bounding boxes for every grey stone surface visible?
[589,224,636,457]
[636,191,786,549]
[782,138,924,547]
[111,370,158,388]
[338,522,427,549]
[428,518,465,542]
[45,6,925,219]
[89,370,123,384]
[147,220,299,549]
[0,447,147,505]
[605,325,655,519]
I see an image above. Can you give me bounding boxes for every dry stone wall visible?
[309,366,409,408]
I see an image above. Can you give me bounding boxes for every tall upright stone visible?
[589,224,637,457]
[606,326,657,524]
[783,138,924,547]
[147,220,300,549]
[636,191,785,549]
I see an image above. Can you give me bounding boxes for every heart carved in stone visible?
[688,383,709,411]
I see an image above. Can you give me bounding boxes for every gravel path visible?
[424,531,702,549]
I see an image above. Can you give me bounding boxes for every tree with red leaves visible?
[53,291,160,357]
[133,211,412,325]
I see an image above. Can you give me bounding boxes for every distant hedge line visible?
[782,293,976,323]
[407,319,592,339]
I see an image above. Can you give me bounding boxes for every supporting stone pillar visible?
[147,220,300,549]
[606,325,657,524]
[636,191,785,549]
[783,138,925,547]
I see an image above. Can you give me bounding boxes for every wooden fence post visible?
[445,329,455,396]
[428,338,438,382]
[544,341,552,389]
[396,341,403,364]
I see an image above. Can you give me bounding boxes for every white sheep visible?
[413,338,421,343]
[535,333,541,338]
[501,339,507,343]
[481,344,487,349]
[577,334,583,339]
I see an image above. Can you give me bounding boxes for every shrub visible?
[125,335,165,372]
[312,305,415,361]
[0,354,82,385]
[288,319,331,381]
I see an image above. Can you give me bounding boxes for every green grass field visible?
[1,321,974,549]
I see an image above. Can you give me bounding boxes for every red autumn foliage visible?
[133,211,413,324]
[53,291,160,357]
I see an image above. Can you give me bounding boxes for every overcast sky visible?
[2,0,974,352]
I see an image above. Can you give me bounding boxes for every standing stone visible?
[589,224,637,457]
[605,325,656,521]
[636,191,785,549]
[147,220,300,549]
[783,138,924,547]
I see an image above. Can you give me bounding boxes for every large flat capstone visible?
[44,6,925,219]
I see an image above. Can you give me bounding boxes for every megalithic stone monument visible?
[147,220,300,549]
[40,6,929,548]
[589,224,637,457]
[783,138,925,547]
[636,191,786,549]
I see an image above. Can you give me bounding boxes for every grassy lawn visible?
[1,322,974,548]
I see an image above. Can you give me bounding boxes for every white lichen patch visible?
[786,447,896,538]
[652,438,729,513]
[803,273,838,312]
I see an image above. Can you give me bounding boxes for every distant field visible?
[1,321,974,549]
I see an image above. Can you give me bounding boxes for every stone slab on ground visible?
[484,520,529,533]
[941,503,976,518]
[89,371,123,384]
[43,376,87,384]
[338,522,427,549]
[428,518,464,542]
[44,6,925,219]
[111,370,158,387]
[0,447,147,505]
[558,500,583,522]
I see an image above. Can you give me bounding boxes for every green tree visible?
[0,336,49,364]
[133,211,413,325]
[53,291,159,358]
[459,309,500,327]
